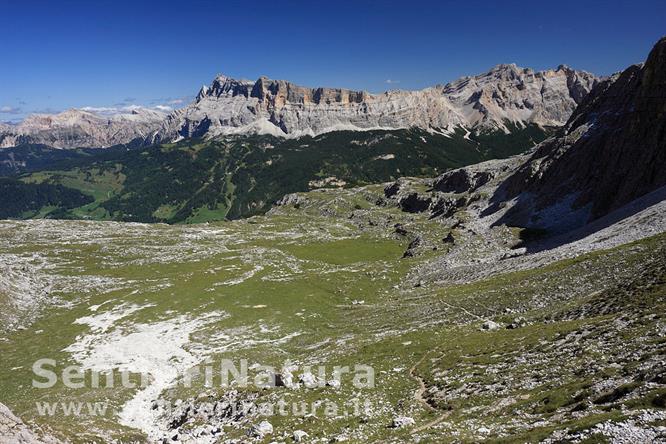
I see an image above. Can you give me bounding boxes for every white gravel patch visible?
[63,304,227,440]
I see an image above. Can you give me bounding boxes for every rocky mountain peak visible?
[203,74,253,100]
[487,63,526,78]
[1,63,600,148]
[153,64,598,141]
[196,84,210,101]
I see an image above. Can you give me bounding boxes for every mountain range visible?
[0,108,166,149]
[0,64,598,149]
[1,39,663,231]
[2,21,666,444]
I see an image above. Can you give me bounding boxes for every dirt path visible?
[409,350,435,412]
[408,350,452,433]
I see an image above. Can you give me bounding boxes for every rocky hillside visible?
[491,37,666,231]
[0,64,597,150]
[0,108,166,149]
[153,64,597,142]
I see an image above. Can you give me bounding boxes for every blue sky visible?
[1,0,665,121]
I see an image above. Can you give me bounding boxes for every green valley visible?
[0,126,551,224]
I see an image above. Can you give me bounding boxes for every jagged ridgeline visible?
[0,126,550,223]
[0,62,597,223]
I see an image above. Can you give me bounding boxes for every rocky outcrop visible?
[152,65,598,142]
[430,196,468,219]
[402,235,423,258]
[0,108,166,149]
[432,169,494,193]
[159,390,261,442]
[398,192,432,213]
[248,420,273,438]
[383,176,472,219]
[0,402,62,443]
[494,37,666,230]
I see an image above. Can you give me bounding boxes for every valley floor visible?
[0,180,665,443]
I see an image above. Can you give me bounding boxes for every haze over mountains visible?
[0,64,598,149]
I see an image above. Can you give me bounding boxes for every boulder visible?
[391,416,416,428]
[248,420,273,438]
[326,379,341,389]
[506,317,528,329]
[299,372,321,388]
[481,320,501,331]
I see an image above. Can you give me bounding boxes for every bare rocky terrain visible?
[0,402,61,444]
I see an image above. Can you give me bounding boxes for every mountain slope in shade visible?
[153,64,598,142]
[492,36,666,231]
[0,108,166,149]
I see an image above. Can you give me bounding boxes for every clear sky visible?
[2,0,665,121]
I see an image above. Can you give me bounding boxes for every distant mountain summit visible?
[0,64,598,149]
[0,108,166,149]
[153,64,598,142]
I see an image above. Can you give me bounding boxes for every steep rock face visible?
[153,65,598,142]
[440,64,596,131]
[495,37,666,230]
[0,108,166,149]
[0,64,597,149]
